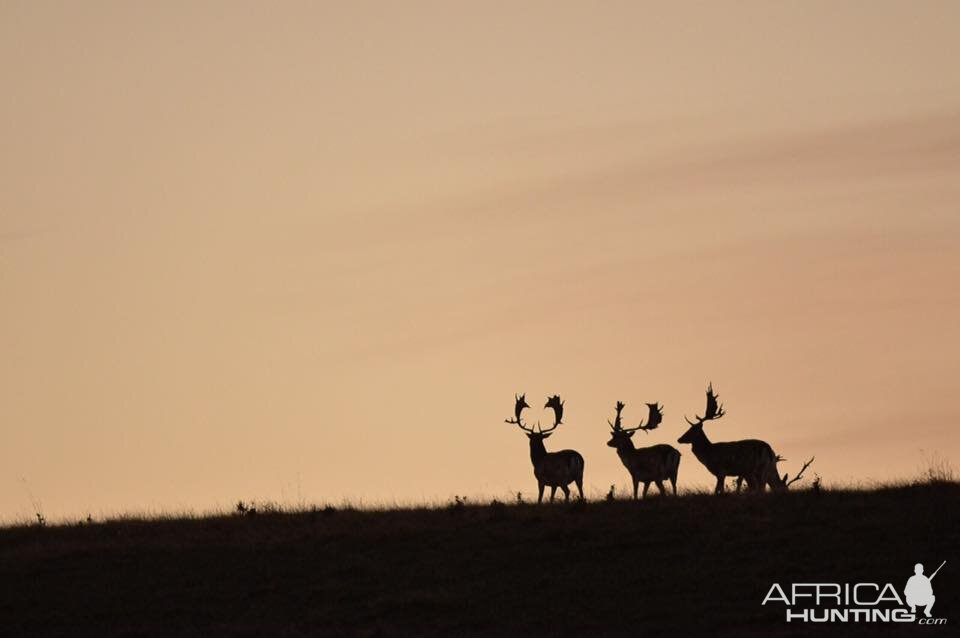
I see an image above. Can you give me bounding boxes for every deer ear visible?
[626,431,635,438]
[542,432,552,439]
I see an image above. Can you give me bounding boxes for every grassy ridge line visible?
[0,477,935,530]
[1,483,957,637]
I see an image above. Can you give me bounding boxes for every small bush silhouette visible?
[448,495,468,515]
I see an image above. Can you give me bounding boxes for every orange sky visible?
[2,2,959,521]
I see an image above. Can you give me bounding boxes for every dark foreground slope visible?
[1,483,957,637]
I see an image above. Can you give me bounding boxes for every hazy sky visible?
[2,1,959,521]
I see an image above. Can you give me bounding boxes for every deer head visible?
[607,400,663,447]
[678,383,725,444]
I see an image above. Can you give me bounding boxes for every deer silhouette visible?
[505,394,585,503]
[606,400,681,498]
[677,383,780,493]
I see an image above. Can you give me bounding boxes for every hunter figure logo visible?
[762,560,948,625]
[905,561,944,618]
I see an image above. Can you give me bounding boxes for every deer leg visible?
[538,483,545,504]
[633,479,639,500]
[735,477,743,493]
[655,480,666,496]
[642,482,650,499]
[549,486,557,502]
[561,485,570,502]
[715,475,725,494]
[575,478,584,501]
[669,476,677,496]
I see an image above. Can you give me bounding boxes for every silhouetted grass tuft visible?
[918,450,955,484]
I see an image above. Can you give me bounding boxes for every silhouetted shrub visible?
[236,500,258,517]
[448,495,468,515]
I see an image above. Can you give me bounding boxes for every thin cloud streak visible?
[302,108,960,257]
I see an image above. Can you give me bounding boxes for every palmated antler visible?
[542,395,564,434]
[608,400,627,431]
[609,401,663,434]
[505,393,535,433]
[685,383,726,426]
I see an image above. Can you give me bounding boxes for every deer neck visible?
[614,438,636,463]
[528,438,548,466]
[689,428,714,461]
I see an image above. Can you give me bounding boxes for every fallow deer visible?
[606,401,681,498]
[677,384,778,493]
[505,394,585,503]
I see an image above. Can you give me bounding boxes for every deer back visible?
[695,438,776,478]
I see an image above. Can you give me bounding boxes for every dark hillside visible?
[1,483,957,637]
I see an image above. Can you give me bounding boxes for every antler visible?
[685,383,726,426]
[541,395,564,434]
[621,402,664,435]
[608,400,626,431]
[505,393,535,433]
[780,456,815,488]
